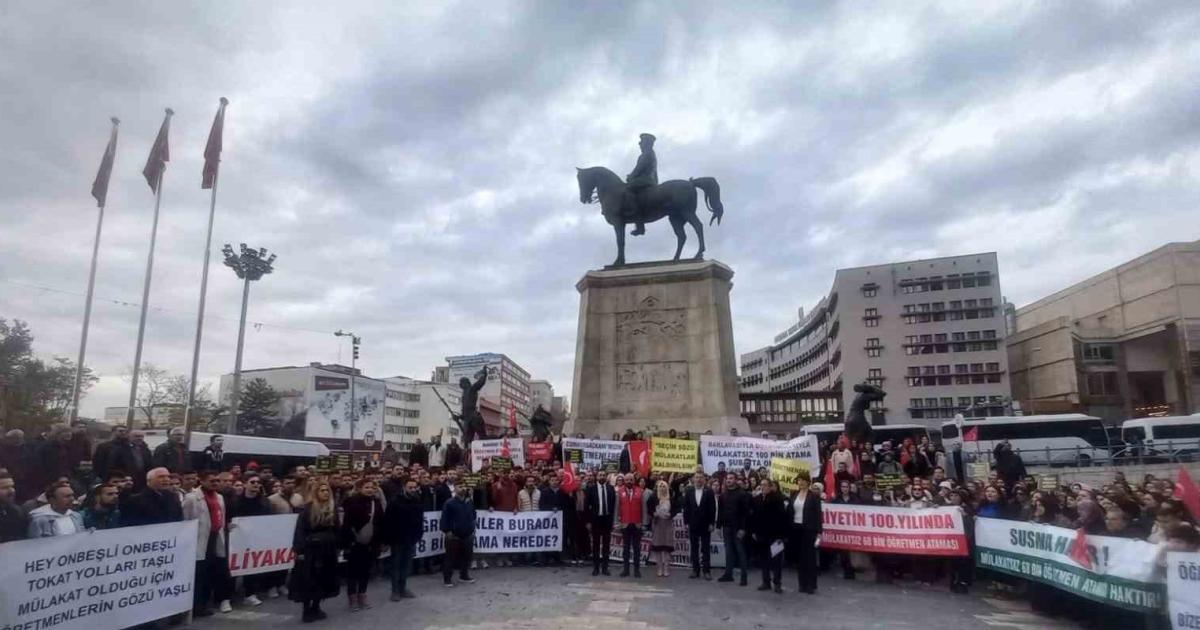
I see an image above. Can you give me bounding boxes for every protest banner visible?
[469,438,526,471]
[651,437,698,473]
[820,504,968,557]
[975,518,1164,613]
[701,435,820,475]
[610,513,725,568]
[1168,552,1200,629]
[333,453,352,472]
[0,520,197,630]
[560,438,626,472]
[875,473,905,491]
[460,473,482,490]
[414,510,563,559]
[490,457,514,473]
[769,457,812,493]
[227,514,298,577]
[602,460,620,475]
[314,456,333,473]
[526,441,553,462]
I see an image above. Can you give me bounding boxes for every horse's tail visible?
[690,177,724,225]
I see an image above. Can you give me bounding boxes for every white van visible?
[941,414,1111,467]
[1119,414,1200,461]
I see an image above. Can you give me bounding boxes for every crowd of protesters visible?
[1,421,1198,627]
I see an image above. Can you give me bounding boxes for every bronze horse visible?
[576,166,724,266]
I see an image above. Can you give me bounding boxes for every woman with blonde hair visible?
[647,480,677,577]
[290,482,340,622]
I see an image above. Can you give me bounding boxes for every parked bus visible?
[802,423,931,449]
[1118,414,1200,462]
[941,414,1111,467]
[143,431,330,473]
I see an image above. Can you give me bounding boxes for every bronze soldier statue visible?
[845,383,886,446]
[624,133,658,236]
[528,404,553,442]
[456,368,489,449]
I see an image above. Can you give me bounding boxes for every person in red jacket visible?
[617,474,646,578]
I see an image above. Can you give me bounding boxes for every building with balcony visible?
[739,252,1011,428]
[1007,241,1200,422]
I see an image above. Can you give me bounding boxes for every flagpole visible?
[71,117,120,426]
[127,108,172,430]
[184,98,228,446]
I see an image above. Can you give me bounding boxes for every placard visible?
[967,462,989,480]
[875,473,905,490]
[0,521,198,630]
[526,442,553,462]
[560,438,626,472]
[469,438,526,472]
[1168,551,1200,629]
[651,437,698,474]
[490,457,513,473]
[701,435,820,475]
[228,514,299,577]
[974,518,1163,613]
[314,456,333,473]
[821,504,968,557]
[1037,475,1060,491]
[602,460,620,475]
[769,457,812,494]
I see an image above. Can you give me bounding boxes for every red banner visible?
[819,504,968,557]
[526,441,553,462]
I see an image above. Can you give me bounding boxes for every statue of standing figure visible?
[845,383,886,446]
[528,404,553,442]
[456,368,489,449]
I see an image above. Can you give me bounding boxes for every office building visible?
[381,376,461,452]
[739,252,1010,428]
[1008,241,1200,422]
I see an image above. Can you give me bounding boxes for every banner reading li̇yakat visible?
[227,514,298,577]
[0,520,198,630]
[701,434,820,476]
[975,518,1164,613]
[820,504,968,557]
[651,437,698,473]
[561,437,626,472]
[469,438,526,472]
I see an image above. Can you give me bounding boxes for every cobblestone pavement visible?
[197,565,1081,629]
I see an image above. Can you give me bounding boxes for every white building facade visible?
[382,376,461,453]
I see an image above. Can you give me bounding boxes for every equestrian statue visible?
[576,133,725,266]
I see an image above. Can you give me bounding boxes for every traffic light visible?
[353,336,361,361]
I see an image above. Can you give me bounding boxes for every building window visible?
[1082,343,1116,364]
[1086,372,1119,396]
[866,347,882,357]
[865,318,879,327]
[866,338,881,347]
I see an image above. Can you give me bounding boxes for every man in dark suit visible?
[584,473,617,576]
[123,467,183,526]
[681,472,716,579]
[787,471,822,594]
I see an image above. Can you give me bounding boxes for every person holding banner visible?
[291,482,341,622]
[183,471,234,616]
[788,471,822,594]
[230,473,272,606]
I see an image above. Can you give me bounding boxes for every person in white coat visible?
[183,471,233,616]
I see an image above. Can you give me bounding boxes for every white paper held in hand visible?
[770,540,785,558]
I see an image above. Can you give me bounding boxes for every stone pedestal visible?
[567,259,748,437]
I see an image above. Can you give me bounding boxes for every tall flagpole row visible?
[126,167,165,430]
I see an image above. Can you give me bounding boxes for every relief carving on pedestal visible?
[616,296,687,352]
[615,361,688,400]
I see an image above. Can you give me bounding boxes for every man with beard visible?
[0,472,28,542]
[384,478,425,600]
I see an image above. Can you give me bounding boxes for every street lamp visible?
[335,330,361,456]
[224,243,276,435]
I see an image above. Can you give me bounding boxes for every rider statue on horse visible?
[577,133,724,266]
[625,133,658,236]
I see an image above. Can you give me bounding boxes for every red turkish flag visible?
[501,437,511,458]
[628,441,651,477]
[1068,528,1093,570]
[963,426,979,442]
[562,460,580,493]
[509,403,518,431]
[1175,467,1200,522]
[823,459,837,500]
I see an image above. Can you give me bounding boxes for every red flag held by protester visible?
[824,459,837,499]
[509,403,518,431]
[501,437,511,458]
[628,441,651,477]
[201,97,228,189]
[91,118,119,206]
[562,460,580,493]
[142,108,173,192]
[1175,467,1200,522]
[963,426,979,442]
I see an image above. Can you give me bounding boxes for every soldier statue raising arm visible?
[458,368,489,449]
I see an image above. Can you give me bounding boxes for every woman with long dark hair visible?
[291,482,340,623]
[342,478,384,611]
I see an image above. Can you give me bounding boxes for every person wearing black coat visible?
[291,483,340,623]
[680,472,717,579]
[584,475,617,576]
[382,478,424,600]
[341,480,384,611]
[230,475,273,604]
[93,427,139,483]
[408,440,429,468]
[123,468,184,526]
[716,477,752,585]
[751,479,789,593]
[788,474,823,594]
[152,429,193,474]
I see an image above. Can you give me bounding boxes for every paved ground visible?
[196,565,1080,629]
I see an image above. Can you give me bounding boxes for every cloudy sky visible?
[2,1,1198,419]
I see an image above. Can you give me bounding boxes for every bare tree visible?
[123,363,172,428]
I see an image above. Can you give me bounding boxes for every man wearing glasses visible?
[231,473,272,605]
